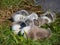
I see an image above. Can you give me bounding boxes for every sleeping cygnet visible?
[27,26,51,40]
[21,21,51,40]
[12,22,26,34]
[33,11,56,27]
[12,10,29,22]
[33,17,49,27]
[40,10,56,23]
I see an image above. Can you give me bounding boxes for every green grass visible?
[0,0,60,45]
[0,0,34,9]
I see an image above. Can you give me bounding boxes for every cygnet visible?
[12,10,29,22]
[20,21,51,40]
[12,22,26,34]
[27,27,51,40]
[40,10,56,23]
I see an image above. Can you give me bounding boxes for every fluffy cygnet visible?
[40,10,56,23]
[33,11,56,27]
[12,22,26,34]
[33,17,50,27]
[20,21,51,40]
[27,27,51,40]
[12,10,29,22]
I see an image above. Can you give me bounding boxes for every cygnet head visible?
[12,22,26,34]
[27,12,38,21]
[40,10,56,23]
[33,18,42,27]
[40,16,52,23]
[12,22,21,34]
[33,17,49,27]
[12,10,29,22]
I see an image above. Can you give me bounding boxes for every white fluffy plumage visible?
[12,10,29,22]
[27,12,38,21]
[11,10,53,40]
[12,23,21,34]
[41,16,52,23]
[13,14,26,22]
[40,10,56,23]
[21,26,31,35]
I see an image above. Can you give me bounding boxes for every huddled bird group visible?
[11,10,56,40]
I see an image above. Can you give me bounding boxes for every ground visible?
[0,0,60,45]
